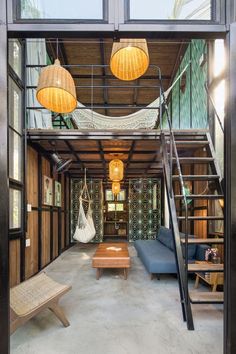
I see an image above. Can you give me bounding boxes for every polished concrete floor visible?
[11,244,223,354]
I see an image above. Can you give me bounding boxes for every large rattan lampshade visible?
[110,39,149,81]
[109,159,124,182]
[112,182,121,195]
[36,59,77,114]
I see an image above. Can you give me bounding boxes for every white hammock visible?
[73,199,96,243]
[71,63,189,130]
[73,172,96,243]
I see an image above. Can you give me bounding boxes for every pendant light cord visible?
[56,38,59,59]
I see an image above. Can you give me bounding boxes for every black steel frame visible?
[0,1,9,353]
[0,0,235,353]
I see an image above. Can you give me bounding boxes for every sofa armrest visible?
[195,244,209,261]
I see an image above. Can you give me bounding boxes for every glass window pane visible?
[20,0,103,19]
[213,80,225,174]
[9,189,22,229]
[129,0,212,20]
[108,203,124,212]
[9,78,22,133]
[9,130,22,182]
[213,39,225,78]
[8,39,22,79]
[105,190,114,201]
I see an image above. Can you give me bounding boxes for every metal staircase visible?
[161,129,224,329]
[159,84,224,329]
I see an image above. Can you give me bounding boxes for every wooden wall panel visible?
[61,175,65,209]
[24,146,71,281]
[53,212,58,258]
[42,157,51,180]
[41,211,51,267]
[27,146,38,207]
[193,149,208,238]
[61,212,65,250]
[64,176,70,246]
[10,239,21,287]
[25,210,38,279]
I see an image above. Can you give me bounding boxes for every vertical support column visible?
[0,0,9,353]
[225,22,236,354]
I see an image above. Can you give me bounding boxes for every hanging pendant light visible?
[112,182,120,196]
[109,159,124,182]
[36,59,77,114]
[110,39,149,81]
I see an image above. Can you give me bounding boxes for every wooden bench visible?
[10,272,72,334]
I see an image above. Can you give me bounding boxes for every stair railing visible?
[157,66,194,329]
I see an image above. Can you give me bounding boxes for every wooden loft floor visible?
[27,129,210,179]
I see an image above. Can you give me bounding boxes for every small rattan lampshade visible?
[109,159,124,182]
[36,59,77,113]
[112,182,120,195]
[110,39,149,81]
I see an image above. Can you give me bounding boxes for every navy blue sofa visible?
[134,226,208,277]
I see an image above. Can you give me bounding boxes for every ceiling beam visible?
[124,141,135,179]
[97,141,107,181]
[42,150,161,155]
[65,140,85,172]
[73,74,171,80]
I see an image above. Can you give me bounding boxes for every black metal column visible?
[225,22,236,354]
[0,0,9,353]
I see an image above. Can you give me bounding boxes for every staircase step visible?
[175,194,224,200]
[172,175,220,181]
[174,141,210,148]
[178,216,224,221]
[188,263,224,273]
[181,238,224,244]
[173,157,214,164]
[189,291,224,304]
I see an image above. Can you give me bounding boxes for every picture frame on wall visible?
[43,176,53,206]
[54,181,62,207]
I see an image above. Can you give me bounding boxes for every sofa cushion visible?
[157,226,174,250]
[158,227,196,260]
[179,232,196,260]
[134,239,177,274]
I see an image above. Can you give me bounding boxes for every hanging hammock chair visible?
[73,171,96,243]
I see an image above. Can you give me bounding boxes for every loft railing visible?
[26,63,162,115]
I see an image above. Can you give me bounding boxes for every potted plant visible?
[205,248,221,264]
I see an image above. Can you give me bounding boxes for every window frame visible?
[8,39,25,237]
[13,0,109,24]
[125,0,222,25]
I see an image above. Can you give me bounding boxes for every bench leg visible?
[49,302,70,327]
[194,275,200,289]
[150,273,154,280]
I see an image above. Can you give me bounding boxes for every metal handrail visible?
[158,72,189,287]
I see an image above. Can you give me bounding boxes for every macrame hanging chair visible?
[73,170,96,243]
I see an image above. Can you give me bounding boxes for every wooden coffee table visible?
[92,242,131,280]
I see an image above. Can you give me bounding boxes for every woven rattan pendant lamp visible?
[109,159,124,182]
[112,182,121,196]
[36,59,77,114]
[110,39,149,81]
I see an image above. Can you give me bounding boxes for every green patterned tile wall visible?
[161,40,208,129]
[128,178,161,241]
